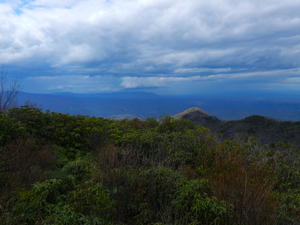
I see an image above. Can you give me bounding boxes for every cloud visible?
[174,67,232,74]
[23,75,121,93]
[285,77,300,83]
[30,0,78,8]
[121,68,300,88]
[20,67,300,93]
[121,76,194,88]
[1,0,300,93]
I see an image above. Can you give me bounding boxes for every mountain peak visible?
[173,107,222,131]
[173,107,210,119]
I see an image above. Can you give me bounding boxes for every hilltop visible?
[174,107,300,147]
[173,107,223,131]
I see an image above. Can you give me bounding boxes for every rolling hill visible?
[174,107,300,147]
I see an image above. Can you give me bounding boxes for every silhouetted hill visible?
[175,107,300,147]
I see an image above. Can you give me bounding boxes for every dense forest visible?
[0,106,300,225]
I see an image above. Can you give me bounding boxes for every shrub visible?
[172,179,232,225]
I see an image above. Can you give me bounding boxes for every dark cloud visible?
[1,0,300,93]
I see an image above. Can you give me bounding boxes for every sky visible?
[1,0,300,94]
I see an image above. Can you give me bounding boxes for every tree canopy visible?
[0,106,299,225]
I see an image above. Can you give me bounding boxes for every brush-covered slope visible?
[175,107,300,146]
[173,107,223,131]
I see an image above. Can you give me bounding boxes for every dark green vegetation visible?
[175,107,300,147]
[1,106,300,225]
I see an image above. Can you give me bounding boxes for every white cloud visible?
[121,68,300,88]
[283,77,300,83]
[174,67,232,74]
[121,76,195,88]
[24,75,121,93]
[20,67,300,93]
[1,0,300,80]
[31,0,78,8]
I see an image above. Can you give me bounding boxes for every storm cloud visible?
[1,0,300,93]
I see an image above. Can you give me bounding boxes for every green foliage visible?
[0,112,27,146]
[0,106,299,225]
[158,116,198,133]
[12,178,71,224]
[8,106,111,154]
[9,172,114,225]
[275,191,300,225]
[172,179,232,225]
[102,167,183,224]
[42,203,93,225]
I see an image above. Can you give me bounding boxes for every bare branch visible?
[0,70,19,111]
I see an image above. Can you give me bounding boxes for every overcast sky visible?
[1,0,300,94]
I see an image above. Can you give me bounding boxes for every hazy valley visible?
[18,91,300,121]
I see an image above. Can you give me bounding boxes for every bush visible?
[172,179,232,225]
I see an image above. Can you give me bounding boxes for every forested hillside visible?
[1,106,300,225]
[175,107,300,147]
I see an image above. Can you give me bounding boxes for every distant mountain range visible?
[17,91,300,121]
[16,91,300,146]
[174,107,300,147]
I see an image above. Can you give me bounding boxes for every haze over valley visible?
[18,90,300,121]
